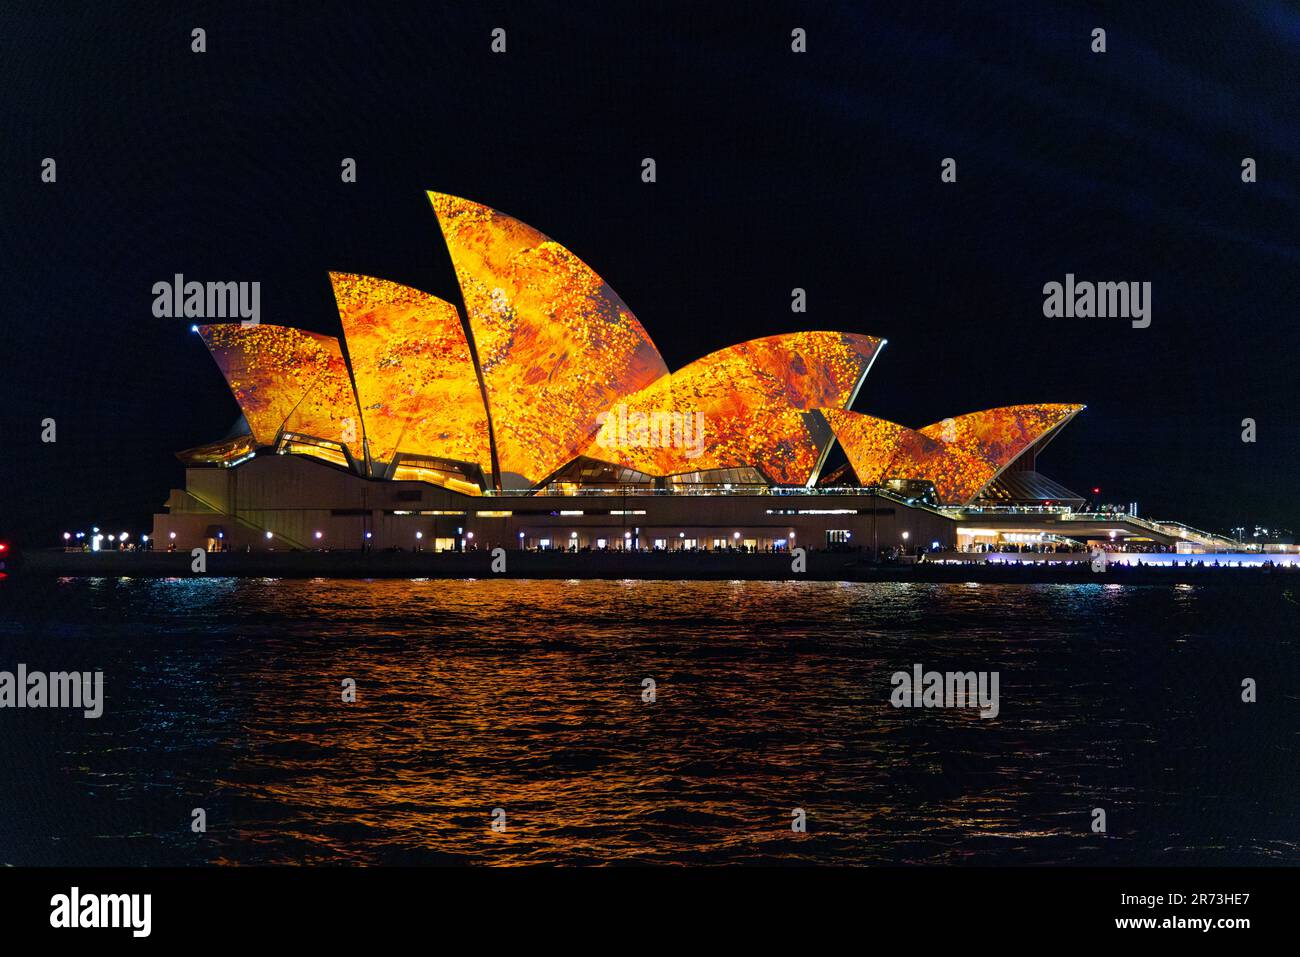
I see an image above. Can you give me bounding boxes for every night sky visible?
[2,1,1297,544]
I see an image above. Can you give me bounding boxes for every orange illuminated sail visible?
[429,191,669,486]
[822,410,987,503]
[825,404,1084,504]
[330,273,492,473]
[198,324,363,459]
[585,332,883,485]
[917,404,1083,476]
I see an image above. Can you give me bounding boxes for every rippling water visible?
[0,576,1297,865]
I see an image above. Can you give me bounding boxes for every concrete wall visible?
[153,453,957,556]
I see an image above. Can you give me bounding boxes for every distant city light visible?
[63,532,70,540]
[169,532,176,540]
[415,531,423,539]
[265,531,273,539]
[901,531,910,540]
[314,531,323,539]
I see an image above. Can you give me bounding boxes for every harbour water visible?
[0,576,1296,865]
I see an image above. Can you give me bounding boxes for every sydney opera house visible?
[154,192,1194,557]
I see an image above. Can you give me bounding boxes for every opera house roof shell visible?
[822,405,1082,505]
[192,192,1081,504]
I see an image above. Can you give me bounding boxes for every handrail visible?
[499,483,956,517]
[953,509,1241,547]
[1148,519,1237,543]
[1060,512,1239,547]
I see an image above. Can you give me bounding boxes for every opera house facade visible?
[153,193,1085,556]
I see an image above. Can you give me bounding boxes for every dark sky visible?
[2,1,1298,543]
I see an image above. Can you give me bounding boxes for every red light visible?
[0,543,8,552]
[1092,487,1101,495]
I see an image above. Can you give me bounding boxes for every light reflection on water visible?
[0,577,1296,865]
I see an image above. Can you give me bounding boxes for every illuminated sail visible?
[825,404,1084,504]
[198,324,362,459]
[330,273,491,473]
[429,191,668,486]
[586,332,883,485]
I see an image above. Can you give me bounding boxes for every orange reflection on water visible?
[196,579,1091,864]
